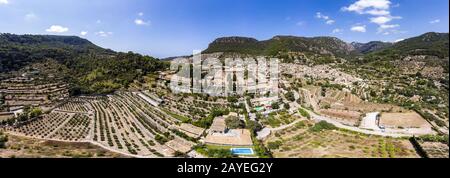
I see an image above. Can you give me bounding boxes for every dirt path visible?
[304,109,412,138]
[270,117,307,132]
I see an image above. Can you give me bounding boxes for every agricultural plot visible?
[265,121,419,158]
[51,114,91,141]
[380,112,430,129]
[86,92,195,157]
[56,100,89,113]
[0,133,127,158]
[3,91,197,157]
[261,111,300,128]
[4,112,74,139]
[420,142,449,158]
[162,95,229,121]
[298,86,403,114]
[320,90,362,106]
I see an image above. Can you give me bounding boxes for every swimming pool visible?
[254,107,264,112]
[230,148,254,155]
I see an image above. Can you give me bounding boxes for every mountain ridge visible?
[0,33,166,94]
[203,32,449,58]
[203,35,356,57]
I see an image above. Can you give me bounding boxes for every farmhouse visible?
[203,116,253,146]
[204,128,253,146]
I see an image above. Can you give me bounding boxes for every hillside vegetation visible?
[203,35,356,57]
[0,33,168,94]
[363,32,449,62]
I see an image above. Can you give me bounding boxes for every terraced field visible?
[4,112,76,139]
[2,92,197,157]
[56,99,90,113]
[265,120,419,158]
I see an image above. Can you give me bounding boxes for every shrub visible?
[29,107,43,118]
[309,121,337,132]
[193,108,229,128]
[155,134,169,144]
[225,116,245,129]
[298,108,311,119]
[0,132,8,149]
[285,91,296,102]
[174,151,187,158]
[271,102,280,109]
[246,120,262,133]
[207,149,235,158]
[418,134,449,144]
[267,140,283,150]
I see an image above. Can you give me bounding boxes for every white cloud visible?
[365,9,390,16]
[332,28,343,34]
[343,0,402,35]
[0,0,8,5]
[316,12,335,25]
[134,19,150,26]
[370,16,390,25]
[45,25,69,33]
[316,12,329,20]
[429,19,440,24]
[24,13,38,21]
[351,25,366,32]
[80,31,88,36]
[370,16,401,25]
[379,24,399,29]
[370,15,401,34]
[138,12,144,16]
[342,0,391,14]
[95,31,113,37]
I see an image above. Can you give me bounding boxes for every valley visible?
[0,32,448,158]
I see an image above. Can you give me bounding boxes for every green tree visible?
[29,107,43,118]
[309,121,337,132]
[285,91,295,102]
[225,116,245,129]
[271,102,280,109]
[246,120,263,133]
[0,132,7,149]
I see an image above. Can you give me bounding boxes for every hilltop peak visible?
[211,36,259,44]
[204,35,355,57]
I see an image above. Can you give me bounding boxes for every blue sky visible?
[0,0,448,58]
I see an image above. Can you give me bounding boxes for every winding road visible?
[305,109,412,138]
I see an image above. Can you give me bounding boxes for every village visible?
[0,56,448,158]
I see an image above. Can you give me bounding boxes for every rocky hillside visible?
[351,41,393,54]
[0,33,166,94]
[204,32,449,60]
[361,32,449,66]
[386,32,449,58]
[203,35,356,57]
[0,33,114,72]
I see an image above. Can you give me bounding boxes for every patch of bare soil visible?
[0,134,128,158]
